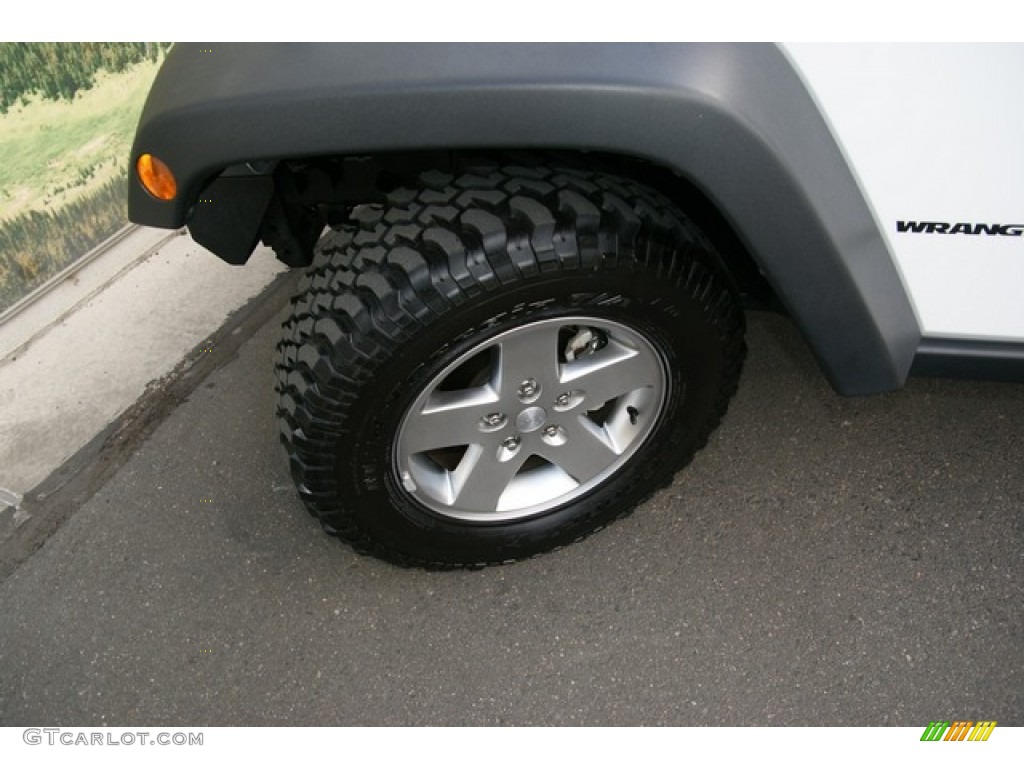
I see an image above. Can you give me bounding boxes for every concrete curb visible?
[0,228,287,516]
[1,224,139,325]
[0,225,178,362]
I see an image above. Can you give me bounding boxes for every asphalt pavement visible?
[0,305,1020,726]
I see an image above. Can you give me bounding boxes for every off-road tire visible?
[274,162,745,568]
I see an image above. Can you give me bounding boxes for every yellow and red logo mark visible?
[920,721,996,742]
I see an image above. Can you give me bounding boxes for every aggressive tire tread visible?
[275,161,745,568]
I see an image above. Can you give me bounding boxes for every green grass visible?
[0,57,163,312]
[0,59,160,220]
[0,176,130,313]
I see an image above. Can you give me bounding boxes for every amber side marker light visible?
[137,153,177,201]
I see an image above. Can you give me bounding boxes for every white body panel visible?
[783,43,1024,341]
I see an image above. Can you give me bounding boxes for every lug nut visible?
[482,412,505,427]
[502,436,521,450]
[555,393,571,407]
[518,379,539,399]
[541,424,567,446]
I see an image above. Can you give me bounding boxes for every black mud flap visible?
[187,175,275,265]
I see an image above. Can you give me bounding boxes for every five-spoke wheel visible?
[395,317,668,521]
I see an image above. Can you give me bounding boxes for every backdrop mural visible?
[0,42,173,313]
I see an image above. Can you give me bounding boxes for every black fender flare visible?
[129,42,920,395]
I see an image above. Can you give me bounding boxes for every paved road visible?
[0,308,1020,726]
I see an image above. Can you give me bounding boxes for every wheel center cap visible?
[515,406,548,433]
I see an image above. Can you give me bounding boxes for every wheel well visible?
[263,149,779,310]
[602,153,777,310]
